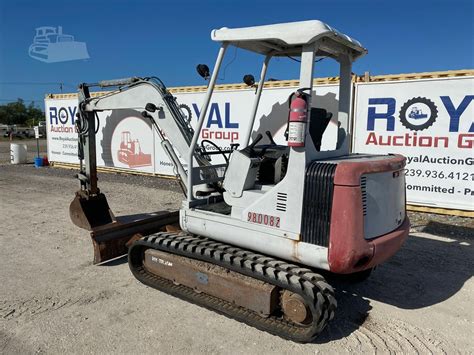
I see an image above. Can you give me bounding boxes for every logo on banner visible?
[100,109,153,169]
[179,104,192,122]
[365,95,474,149]
[48,105,77,133]
[116,131,152,168]
[399,97,438,131]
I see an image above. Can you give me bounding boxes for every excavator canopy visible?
[211,20,367,59]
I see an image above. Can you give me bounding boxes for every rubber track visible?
[128,232,337,343]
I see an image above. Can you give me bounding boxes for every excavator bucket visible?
[69,192,115,231]
[70,191,179,264]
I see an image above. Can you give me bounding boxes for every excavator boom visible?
[70,77,205,263]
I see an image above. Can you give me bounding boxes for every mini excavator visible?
[69,20,410,342]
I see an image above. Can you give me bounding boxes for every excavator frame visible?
[69,20,410,342]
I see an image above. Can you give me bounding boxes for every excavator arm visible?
[69,76,223,263]
[76,77,195,194]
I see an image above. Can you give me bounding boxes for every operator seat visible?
[222,134,265,198]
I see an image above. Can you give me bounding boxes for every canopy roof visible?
[211,20,367,60]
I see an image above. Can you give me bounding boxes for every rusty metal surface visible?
[69,191,115,231]
[143,249,279,316]
[281,291,311,324]
[89,211,179,264]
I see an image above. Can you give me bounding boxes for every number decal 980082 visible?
[247,212,280,228]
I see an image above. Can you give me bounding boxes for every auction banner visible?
[45,84,340,176]
[45,98,81,164]
[46,76,473,211]
[353,77,474,210]
[45,99,155,173]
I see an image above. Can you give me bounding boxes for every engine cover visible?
[301,154,409,273]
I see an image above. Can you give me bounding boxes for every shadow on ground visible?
[317,224,473,342]
[100,254,128,267]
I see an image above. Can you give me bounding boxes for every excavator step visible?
[129,232,337,343]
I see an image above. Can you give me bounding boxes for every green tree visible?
[26,101,45,126]
[0,99,44,126]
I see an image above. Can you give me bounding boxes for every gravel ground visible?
[0,164,472,354]
[0,139,48,164]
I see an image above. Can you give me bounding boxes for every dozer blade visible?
[69,192,115,231]
[90,211,179,264]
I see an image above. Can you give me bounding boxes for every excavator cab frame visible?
[185,21,367,206]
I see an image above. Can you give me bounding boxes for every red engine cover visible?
[328,154,410,274]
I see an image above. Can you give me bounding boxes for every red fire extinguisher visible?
[287,90,308,147]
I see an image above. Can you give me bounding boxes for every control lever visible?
[248,133,263,150]
[265,131,276,145]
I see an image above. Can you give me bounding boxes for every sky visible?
[0,0,472,107]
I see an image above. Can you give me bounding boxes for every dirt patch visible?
[0,164,472,354]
